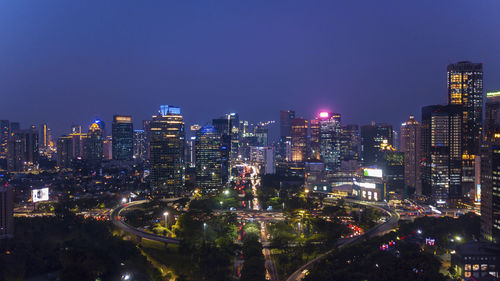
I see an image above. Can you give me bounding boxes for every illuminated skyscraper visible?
[195,126,222,190]
[279,110,295,161]
[309,119,320,160]
[290,118,308,162]
[85,120,104,169]
[400,116,421,195]
[421,105,462,206]
[149,105,185,191]
[480,137,500,244]
[0,120,9,159]
[313,112,341,170]
[7,125,39,171]
[360,122,393,166]
[133,130,147,161]
[485,91,500,141]
[447,61,483,195]
[112,115,133,161]
[40,123,51,148]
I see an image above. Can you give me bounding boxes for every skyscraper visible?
[85,120,104,169]
[112,115,134,161]
[133,129,147,162]
[0,120,9,159]
[317,112,341,170]
[149,105,185,191]
[41,123,49,148]
[360,122,393,166]
[0,184,14,239]
[290,118,308,162]
[447,61,483,196]
[195,126,222,190]
[421,105,462,205]
[279,110,295,161]
[485,91,500,141]
[280,110,295,139]
[400,116,422,195]
[57,135,73,168]
[480,138,500,244]
[340,124,360,162]
[7,126,39,171]
[309,119,320,160]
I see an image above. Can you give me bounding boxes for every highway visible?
[110,199,181,244]
[286,200,400,281]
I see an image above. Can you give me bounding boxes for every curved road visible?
[286,200,400,281]
[111,199,181,244]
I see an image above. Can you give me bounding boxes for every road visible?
[286,200,400,281]
[110,199,181,244]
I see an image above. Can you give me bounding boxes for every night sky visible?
[1,1,499,139]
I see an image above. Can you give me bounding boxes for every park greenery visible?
[0,214,162,281]
[240,234,266,281]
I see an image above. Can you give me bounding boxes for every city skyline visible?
[1,1,500,137]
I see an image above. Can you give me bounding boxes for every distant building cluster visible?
[0,61,498,247]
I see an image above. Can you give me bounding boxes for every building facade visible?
[195,126,222,190]
[149,105,185,191]
[290,118,308,162]
[112,115,133,161]
[421,105,462,205]
[400,115,422,195]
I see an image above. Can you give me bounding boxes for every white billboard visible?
[32,188,49,203]
[363,168,383,178]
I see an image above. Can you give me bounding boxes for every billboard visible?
[363,168,383,178]
[32,188,49,203]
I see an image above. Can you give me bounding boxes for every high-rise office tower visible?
[112,115,133,161]
[57,135,73,168]
[316,112,342,171]
[0,184,14,239]
[103,136,112,160]
[228,113,240,162]
[400,116,422,195]
[480,138,500,244]
[290,118,308,162]
[41,123,49,148]
[360,122,393,166]
[280,110,295,139]
[195,126,222,190]
[485,91,500,141]
[340,124,359,161]
[0,120,9,159]
[279,110,295,161]
[85,120,104,169]
[254,125,268,147]
[133,130,147,162]
[149,105,185,191]
[143,120,151,161]
[421,105,462,206]
[7,126,39,171]
[447,61,483,196]
[310,119,320,160]
[212,115,235,183]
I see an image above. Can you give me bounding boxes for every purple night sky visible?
[1,1,499,139]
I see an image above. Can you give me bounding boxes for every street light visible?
[224,190,229,196]
[121,198,127,204]
[455,236,462,241]
[220,201,223,208]
[203,222,207,240]
[163,212,169,229]
[417,229,422,234]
